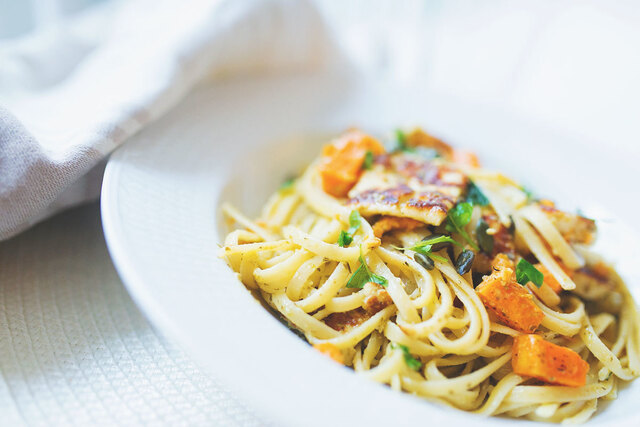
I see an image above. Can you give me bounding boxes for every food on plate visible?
[221,128,640,423]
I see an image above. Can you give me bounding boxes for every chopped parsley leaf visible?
[348,210,361,234]
[279,177,296,193]
[466,181,489,206]
[346,247,388,289]
[363,150,374,170]
[390,343,422,371]
[521,186,534,201]
[516,258,544,288]
[391,129,415,153]
[445,202,480,251]
[393,235,460,263]
[338,210,362,247]
[337,231,353,247]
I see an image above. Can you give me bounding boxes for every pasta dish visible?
[220,129,640,423]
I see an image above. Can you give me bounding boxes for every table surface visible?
[0,203,262,426]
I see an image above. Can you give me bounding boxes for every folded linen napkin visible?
[0,0,331,241]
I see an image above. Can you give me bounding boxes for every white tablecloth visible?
[0,204,263,426]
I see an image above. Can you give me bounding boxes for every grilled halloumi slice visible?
[537,201,597,245]
[346,152,467,226]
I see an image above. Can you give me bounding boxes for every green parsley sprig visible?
[521,185,535,202]
[445,202,480,251]
[466,181,489,206]
[390,343,422,371]
[394,129,410,152]
[515,259,544,288]
[278,177,295,193]
[362,151,374,170]
[337,210,362,247]
[393,235,461,262]
[346,247,388,289]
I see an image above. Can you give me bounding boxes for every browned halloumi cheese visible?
[572,262,617,301]
[372,216,424,238]
[346,152,467,226]
[538,201,597,245]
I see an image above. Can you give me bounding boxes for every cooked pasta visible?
[220,129,640,423]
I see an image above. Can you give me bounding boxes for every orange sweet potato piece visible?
[536,262,575,294]
[512,334,589,387]
[492,253,514,271]
[476,255,544,333]
[318,131,386,197]
[313,343,344,364]
[536,263,562,294]
[452,149,480,168]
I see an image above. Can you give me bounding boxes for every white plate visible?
[102,70,640,426]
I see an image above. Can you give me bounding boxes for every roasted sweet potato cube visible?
[318,131,385,197]
[476,255,544,333]
[313,343,344,364]
[512,334,589,387]
[534,263,573,294]
[452,149,480,168]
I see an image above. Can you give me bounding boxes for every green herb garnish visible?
[476,219,494,254]
[516,258,544,288]
[347,210,362,232]
[396,129,408,149]
[521,186,534,201]
[346,247,388,289]
[279,177,295,193]
[414,250,447,263]
[363,150,374,170]
[391,129,414,153]
[393,235,460,263]
[466,181,489,206]
[337,210,362,247]
[390,343,422,371]
[337,231,353,247]
[445,202,480,251]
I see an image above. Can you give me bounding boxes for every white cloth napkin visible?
[0,0,330,241]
